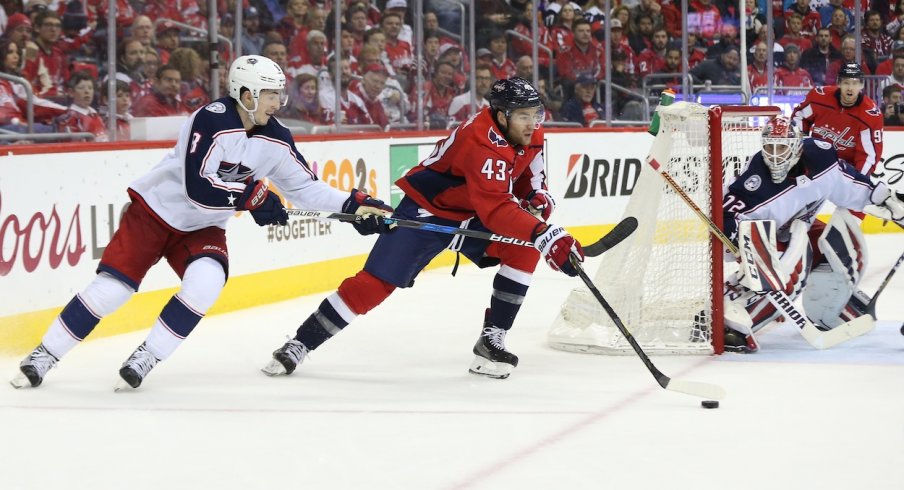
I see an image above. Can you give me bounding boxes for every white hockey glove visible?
[864,181,904,226]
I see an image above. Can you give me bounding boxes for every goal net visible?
[548,103,780,355]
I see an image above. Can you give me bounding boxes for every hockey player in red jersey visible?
[263,77,585,380]
[791,63,884,176]
[11,56,394,390]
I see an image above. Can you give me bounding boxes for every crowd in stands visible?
[1,0,904,139]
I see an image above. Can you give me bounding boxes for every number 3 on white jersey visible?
[482,158,506,181]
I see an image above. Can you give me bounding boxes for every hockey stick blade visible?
[571,256,726,401]
[583,217,638,257]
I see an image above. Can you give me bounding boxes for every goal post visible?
[548,103,781,356]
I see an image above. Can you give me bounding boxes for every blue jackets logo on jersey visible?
[487,127,509,148]
[218,162,254,182]
[744,175,762,191]
[205,102,227,113]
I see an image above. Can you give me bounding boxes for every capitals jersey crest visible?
[488,127,509,148]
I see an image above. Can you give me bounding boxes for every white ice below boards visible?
[0,234,902,490]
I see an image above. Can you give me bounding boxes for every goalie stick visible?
[285,209,638,258]
[569,255,726,400]
[647,157,874,349]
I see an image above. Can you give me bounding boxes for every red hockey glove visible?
[520,189,556,221]
[532,223,584,277]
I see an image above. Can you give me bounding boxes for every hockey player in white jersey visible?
[11,55,394,390]
[722,116,903,352]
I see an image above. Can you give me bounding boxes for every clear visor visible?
[259,89,289,107]
[509,106,546,129]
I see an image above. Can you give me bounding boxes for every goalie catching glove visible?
[342,189,396,235]
[532,224,584,276]
[520,189,556,221]
[237,179,289,226]
[864,181,904,226]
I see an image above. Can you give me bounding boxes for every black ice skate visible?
[116,342,160,390]
[469,324,519,379]
[723,328,758,354]
[261,339,309,376]
[10,344,59,388]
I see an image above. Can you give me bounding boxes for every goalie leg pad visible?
[802,210,869,329]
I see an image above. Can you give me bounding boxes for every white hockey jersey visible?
[129,97,349,232]
[723,138,880,243]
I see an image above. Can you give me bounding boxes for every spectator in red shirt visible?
[862,10,894,63]
[785,0,821,38]
[282,73,329,124]
[0,37,65,132]
[55,71,108,141]
[99,79,133,140]
[382,12,414,73]
[779,14,813,52]
[346,3,371,56]
[351,63,390,128]
[132,64,189,117]
[556,18,601,86]
[876,41,904,75]
[826,36,871,84]
[116,38,147,99]
[420,60,458,128]
[485,30,516,80]
[775,44,814,93]
[130,15,154,51]
[688,0,722,43]
[747,41,770,91]
[448,64,493,123]
[155,21,181,65]
[827,9,850,49]
[276,0,309,46]
[169,47,209,113]
[549,2,576,50]
[22,11,69,97]
[637,27,669,80]
[629,14,655,55]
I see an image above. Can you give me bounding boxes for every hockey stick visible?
[864,249,904,319]
[569,255,726,400]
[286,209,638,258]
[647,157,874,349]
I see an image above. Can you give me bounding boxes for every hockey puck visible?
[900,323,904,336]
[701,400,719,409]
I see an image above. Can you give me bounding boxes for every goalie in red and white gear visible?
[721,116,902,352]
[790,63,884,177]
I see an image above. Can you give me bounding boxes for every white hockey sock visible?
[41,318,82,359]
[144,321,184,361]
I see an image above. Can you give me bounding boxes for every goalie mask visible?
[228,55,289,125]
[761,116,802,183]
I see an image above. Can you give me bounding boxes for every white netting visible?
[548,103,778,355]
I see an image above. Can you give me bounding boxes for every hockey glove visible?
[864,182,904,226]
[532,223,584,277]
[520,189,556,221]
[237,180,288,227]
[342,189,396,235]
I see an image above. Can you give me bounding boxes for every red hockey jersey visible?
[395,108,547,241]
[791,86,884,175]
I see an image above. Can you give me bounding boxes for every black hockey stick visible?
[569,255,727,400]
[286,209,637,258]
[865,249,904,319]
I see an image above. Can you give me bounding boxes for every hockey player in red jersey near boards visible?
[791,63,884,176]
[263,77,585,380]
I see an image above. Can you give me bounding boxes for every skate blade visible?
[468,356,513,379]
[9,372,30,389]
[261,359,287,377]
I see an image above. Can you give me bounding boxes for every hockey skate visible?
[115,342,160,391]
[469,324,519,379]
[723,328,758,354]
[10,344,59,388]
[262,339,308,376]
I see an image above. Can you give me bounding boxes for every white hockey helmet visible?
[228,55,288,121]
[761,116,802,183]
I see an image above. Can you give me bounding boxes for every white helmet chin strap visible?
[238,94,263,126]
